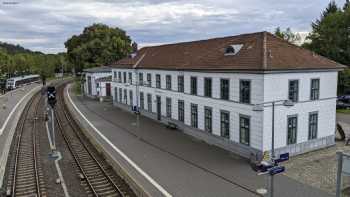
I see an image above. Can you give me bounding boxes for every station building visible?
[109,32,344,158]
[83,66,112,98]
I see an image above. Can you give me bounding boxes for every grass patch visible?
[337,109,350,114]
[73,77,82,95]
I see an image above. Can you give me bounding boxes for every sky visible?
[0,0,346,54]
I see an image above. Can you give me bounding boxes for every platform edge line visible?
[66,84,173,197]
[0,86,40,135]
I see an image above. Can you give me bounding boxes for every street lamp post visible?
[253,99,294,197]
[131,53,146,135]
[135,69,140,133]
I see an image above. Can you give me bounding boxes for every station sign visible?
[269,166,285,175]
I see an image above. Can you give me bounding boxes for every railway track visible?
[55,83,135,197]
[6,91,46,197]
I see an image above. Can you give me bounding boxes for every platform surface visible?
[0,83,41,188]
[66,85,332,197]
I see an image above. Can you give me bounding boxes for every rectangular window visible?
[289,80,299,102]
[123,72,127,83]
[310,79,320,100]
[240,116,250,145]
[309,113,318,140]
[178,75,184,92]
[204,107,212,133]
[190,77,197,95]
[204,78,212,97]
[220,111,230,139]
[147,94,152,112]
[128,72,132,84]
[119,88,122,102]
[240,80,251,103]
[221,79,230,100]
[166,97,172,118]
[166,75,172,90]
[123,89,127,104]
[139,73,143,85]
[147,73,152,87]
[140,92,144,110]
[114,87,118,101]
[129,90,133,106]
[178,100,184,122]
[287,116,298,145]
[156,74,161,88]
[191,103,198,128]
[118,72,122,82]
[114,71,117,80]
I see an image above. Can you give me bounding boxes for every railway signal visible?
[47,86,56,107]
[47,86,57,153]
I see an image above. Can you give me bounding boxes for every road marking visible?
[0,86,40,135]
[66,84,172,197]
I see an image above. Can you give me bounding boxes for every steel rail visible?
[54,108,99,196]
[55,84,125,196]
[11,92,42,197]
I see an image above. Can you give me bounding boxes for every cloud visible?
[0,0,346,53]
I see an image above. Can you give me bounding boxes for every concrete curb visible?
[64,83,158,197]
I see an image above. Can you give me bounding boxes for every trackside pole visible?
[47,86,57,156]
[51,107,56,150]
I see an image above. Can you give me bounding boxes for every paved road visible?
[66,84,332,197]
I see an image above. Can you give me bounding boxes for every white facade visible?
[84,72,111,97]
[262,71,337,155]
[96,81,112,97]
[111,68,338,157]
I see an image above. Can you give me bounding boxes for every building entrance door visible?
[156,96,161,120]
[106,83,111,96]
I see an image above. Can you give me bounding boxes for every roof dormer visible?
[224,44,243,56]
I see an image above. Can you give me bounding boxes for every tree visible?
[65,23,133,73]
[0,49,10,76]
[344,0,350,10]
[304,1,350,94]
[0,42,66,78]
[274,27,301,44]
[323,0,339,18]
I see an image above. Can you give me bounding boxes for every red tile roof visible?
[111,32,345,71]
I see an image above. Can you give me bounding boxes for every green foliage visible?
[274,27,301,44]
[304,1,350,94]
[65,23,133,73]
[0,42,67,79]
[73,77,82,95]
[0,42,32,54]
[345,0,350,11]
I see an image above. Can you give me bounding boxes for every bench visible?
[166,121,178,130]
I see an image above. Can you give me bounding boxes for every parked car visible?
[337,95,350,109]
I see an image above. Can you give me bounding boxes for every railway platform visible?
[65,83,332,197]
[0,83,41,188]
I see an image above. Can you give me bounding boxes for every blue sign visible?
[275,153,289,163]
[258,161,274,173]
[269,166,285,175]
